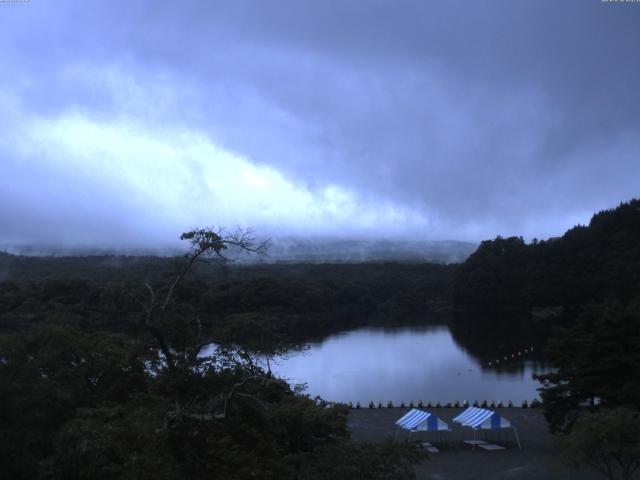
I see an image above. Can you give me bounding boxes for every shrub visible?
[562,407,640,480]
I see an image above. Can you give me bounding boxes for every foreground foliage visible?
[536,299,640,478]
[562,407,640,480]
[535,300,640,433]
[0,322,426,479]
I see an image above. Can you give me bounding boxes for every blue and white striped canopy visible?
[452,407,511,430]
[395,409,450,432]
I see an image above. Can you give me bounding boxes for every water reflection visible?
[449,310,551,373]
[272,325,547,404]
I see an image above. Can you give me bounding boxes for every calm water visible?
[270,325,547,405]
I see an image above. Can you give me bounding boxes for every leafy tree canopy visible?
[535,300,640,433]
[562,407,640,480]
[454,199,640,308]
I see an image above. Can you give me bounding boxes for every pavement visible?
[347,408,602,480]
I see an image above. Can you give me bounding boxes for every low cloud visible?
[1,1,639,248]
[1,92,435,248]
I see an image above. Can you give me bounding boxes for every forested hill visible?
[0,259,453,336]
[453,199,640,309]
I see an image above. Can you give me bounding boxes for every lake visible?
[270,325,547,405]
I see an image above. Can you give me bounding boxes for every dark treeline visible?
[452,199,640,309]
[0,260,453,342]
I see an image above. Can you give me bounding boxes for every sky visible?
[1,0,639,249]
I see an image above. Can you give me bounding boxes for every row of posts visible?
[347,399,542,409]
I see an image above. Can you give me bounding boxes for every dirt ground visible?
[347,408,601,480]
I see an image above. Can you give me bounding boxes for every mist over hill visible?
[0,238,477,264]
[264,239,476,264]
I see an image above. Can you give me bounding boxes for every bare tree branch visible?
[128,226,268,372]
[218,375,282,419]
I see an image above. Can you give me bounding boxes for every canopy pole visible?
[512,426,522,450]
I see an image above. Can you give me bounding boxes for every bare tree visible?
[128,226,269,370]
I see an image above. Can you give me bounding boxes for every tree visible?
[293,441,427,479]
[534,300,640,433]
[0,322,147,480]
[1,227,433,479]
[128,226,269,371]
[562,407,640,480]
[216,312,291,375]
[453,198,640,309]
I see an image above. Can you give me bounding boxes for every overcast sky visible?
[1,0,639,249]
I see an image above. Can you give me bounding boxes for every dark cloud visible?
[1,0,639,248]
